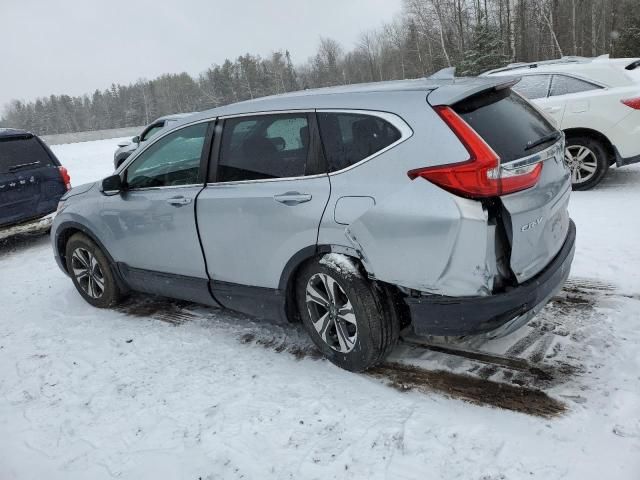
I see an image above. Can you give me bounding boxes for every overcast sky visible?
[1,0,403,110]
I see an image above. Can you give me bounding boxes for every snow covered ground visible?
[0,138,639,479]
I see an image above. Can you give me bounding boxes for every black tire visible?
[565,136,609,191]
[295,255,399,372]
[65,232,123,308]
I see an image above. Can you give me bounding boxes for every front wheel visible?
[295,255,399,372]
[65,233,123,308]
[564,136,609,191]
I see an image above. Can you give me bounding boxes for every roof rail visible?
[483,56,597,75]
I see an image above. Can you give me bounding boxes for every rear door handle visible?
[166,195,192,206]
[273,192,312,206]
[544,106,562,113]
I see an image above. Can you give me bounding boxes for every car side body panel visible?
[197,175,331,290]
[100,186,208,279]
[345,181,496,296]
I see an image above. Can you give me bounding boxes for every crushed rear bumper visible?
[405,220,576,337]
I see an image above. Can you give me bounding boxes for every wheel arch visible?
[563,127,616,164]
[279,244,369,323]
[55,221,128,291]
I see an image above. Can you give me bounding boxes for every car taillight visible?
[58,166,71,191]
[621,97,640,109]
[407,106,542,198]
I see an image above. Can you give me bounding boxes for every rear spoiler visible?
[0,133,34,141]
[427,76,520,106]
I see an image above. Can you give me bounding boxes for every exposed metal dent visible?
[345,181,496,297]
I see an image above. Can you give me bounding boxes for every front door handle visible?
[544,106,562,113]
[273,192,312,206]
[166,195,192,206]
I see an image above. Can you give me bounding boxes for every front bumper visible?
[405,220,576,337]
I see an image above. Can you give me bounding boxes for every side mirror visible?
[102,174,124,195]
[132,135,140,144]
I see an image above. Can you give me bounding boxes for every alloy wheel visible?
[71,247,105,299]
[564,145,599,185]
[305,273,358,353]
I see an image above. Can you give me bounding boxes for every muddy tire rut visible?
[112,278,631,418]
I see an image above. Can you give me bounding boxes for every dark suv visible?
[0,128,70,229]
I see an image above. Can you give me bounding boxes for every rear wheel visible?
[564,136,609,190]
[65,233,123,308]
[295,255,399,372]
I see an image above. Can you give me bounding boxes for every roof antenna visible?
[428,67,456,80]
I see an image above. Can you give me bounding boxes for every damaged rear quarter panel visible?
[345,180,496,296]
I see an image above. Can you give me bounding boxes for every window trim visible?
[121,119,214,192]
[207,110,323,186]
[139,121,166,142]
[318,109,414,176]
[205,109,413,186]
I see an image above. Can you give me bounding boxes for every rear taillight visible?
[58,166,71,191]
[407,106,542,198]
[621,97,640,109]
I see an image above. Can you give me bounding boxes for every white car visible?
[484,56,640,190]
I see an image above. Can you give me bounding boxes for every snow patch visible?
[319,253,361,277]
[0,213,54,241]
[1,138,639,479]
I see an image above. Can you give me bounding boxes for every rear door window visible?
[454,90,557,162]
[317,112,401,172]
[512,75,552,99]
[550,75,602,97]
[0,136,55,174]
[216,113,310,182]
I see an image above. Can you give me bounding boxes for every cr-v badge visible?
[521,217,543,232]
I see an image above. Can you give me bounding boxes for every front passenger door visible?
[101,122,211,286]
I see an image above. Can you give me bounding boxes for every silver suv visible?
[52,77,576,372]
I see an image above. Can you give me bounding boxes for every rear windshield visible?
[453,89,557,163]
[0,136,55,174]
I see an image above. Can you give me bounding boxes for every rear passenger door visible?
[197,112,330,292]
[548,74,603,127]
[512,74,567,125]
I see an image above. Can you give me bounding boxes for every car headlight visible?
[56,200,67,213]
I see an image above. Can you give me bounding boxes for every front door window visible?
[126,123,208,189]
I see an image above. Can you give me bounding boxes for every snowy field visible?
[1,137,639,479]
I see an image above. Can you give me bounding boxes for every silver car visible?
[113,113,196,169]
[52,77,575,372]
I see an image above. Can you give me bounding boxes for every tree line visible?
[2,0,639,135]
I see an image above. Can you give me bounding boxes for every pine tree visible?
[616,10,640,56]
[458,23,510,76]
